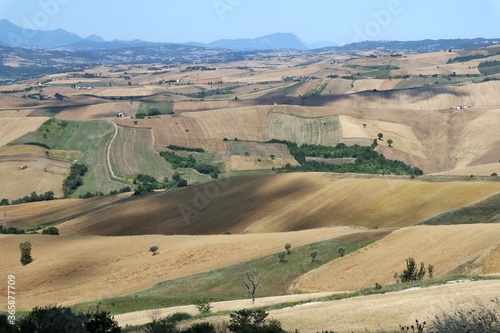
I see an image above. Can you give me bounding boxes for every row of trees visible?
[159,152,220,179]
[1,191,55,206]
[63,163,88,196]
[0,305,120,333]
[268,140,422,176]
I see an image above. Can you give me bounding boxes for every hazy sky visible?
[1,0,499,45]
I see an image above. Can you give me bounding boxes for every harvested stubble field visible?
[294,224,500,293]
[6,192,132,228]
[0,117,49,147]
[113,280,500,332]
[274,280,500,333]
[0,156,69,200]
[56,102,117,120]
[57,173,500,236]
[0,145,71,200]
[0,227,360,310]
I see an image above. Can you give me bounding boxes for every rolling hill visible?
[57,173,500,236]
[0,228,360,310]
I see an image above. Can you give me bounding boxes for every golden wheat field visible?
[0,228,360,310]
[294,224,500,293]
[0,117,49,147]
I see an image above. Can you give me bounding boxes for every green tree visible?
[278,251,287,263]
[428,264,435,278]
[18,305,87,333]
[185,322,216,333]
[0,314,18,333]
[377,133,384,140]
[42,227,59,235]
[194,299,212,314]
[172,172,181,182]
[310,250,318,262]
[85,309,121,333]
[143,317,178,333]
[395,258,427,283]
[337,246,346,257]
[149,246,159,256]
[387,139,394,147]
[227,309,285,333]
[20,241,33,266]
[285,243,291,254]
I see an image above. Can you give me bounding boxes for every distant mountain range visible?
[186,33,339,50]
[0,19,337,51]
[0,19,104,48]
[1,19,499,53]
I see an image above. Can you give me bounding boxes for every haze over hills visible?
[186,32,309,50]
[0,19,104,48]
[1,19,499,53]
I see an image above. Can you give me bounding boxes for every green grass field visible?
[75,231,387,315]
[110,126,172,181]
[136,100,174,118]
[13,120,127,196]
[228,141,292,159]
[268,113,340,146]
[28,107,67,117]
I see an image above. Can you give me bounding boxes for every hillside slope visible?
[294,224,500,293]
[58,173,500,236]
[0,228,359,310]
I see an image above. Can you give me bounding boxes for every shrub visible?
[429,302,500,333]
[42,227,59,235]
[20,241,33,266]
[395,258,427,283]
[278,251,287,263]
[149,246,159,256]
[310,250,318,262]
[85,309,121,332]
[169,312,193,323]
[184,322,216,333]
[18,305,87,333]
[143,317,178,333]
[194,299,212,314]
[285,243,291,254]
[227,309,286,333]
[337,246,346,257]
[399,319,426,333]
[176,179,188,188]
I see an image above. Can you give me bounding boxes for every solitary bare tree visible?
[241,269,264,303]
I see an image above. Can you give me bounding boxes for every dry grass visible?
[5,193,131,228]
[0,117,49,147]
[0,148,70,200]
[114,280,500,332]
[0,109,33,118]
[274,280,500,333]
[56,103,116,120]
[95,86,157,97]
[294,224,500,293]
[57,173,500,236]
[268,113,341,146]
[0,228,359,310]
[452,108,500,169]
